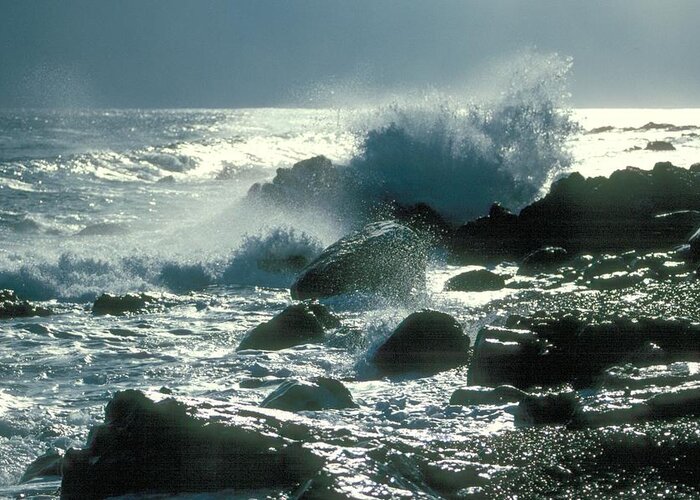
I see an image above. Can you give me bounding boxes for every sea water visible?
[2,85,700,496]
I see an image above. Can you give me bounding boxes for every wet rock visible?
[307,302,341,329]
[290,221,426,300]
[645,140,675,151]
[647,385,700,420]
[92,292,165,315]
[371,310,470,375]
[467,326,547,389]
[261,377,357,411]
[519,247,568,275]
[0,289,51,319]
[587,271,645,290]
[444,269,506,292]
[61,390,322,499]
[20,448,63,483]
[469,315,700,390]
[514,391,580,426]
[601,361,700,390]
[450,385,527,406]
[392,202,453,244]
[237,304,325,351]
[452,163,700,262]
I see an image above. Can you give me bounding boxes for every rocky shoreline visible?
[12,157,700,498]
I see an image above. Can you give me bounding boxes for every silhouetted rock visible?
[261,378,357,411]
[645,140,675,151]
[469,314,700,390]
[290,221,426,300]
[0,289,51,319]
[452,163,700,262]
[371,310,469,375]
[444,269,506,292]
[519,247,568,275]
[393,202,452,243]
[450,385,526,406]
[92,292,166,315]
[515,391,580,426]
[237,304,325,351]
[60,390,322,499]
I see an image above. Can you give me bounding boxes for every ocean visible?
[2,101,700,498]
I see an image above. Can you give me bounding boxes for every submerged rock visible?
[0,289,51,319]
[261,377,357,411]
[92,292,166,315]
[444,269,506,292]
[371,310,470,375]
[290,221,426,300]
[450,385,527,406]
[237,303,326,351]
[60,390,322,499]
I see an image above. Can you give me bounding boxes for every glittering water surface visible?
[2,106,700,498]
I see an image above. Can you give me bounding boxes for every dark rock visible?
[92,292,165,315]
[587,126,615,134]
[392,202,453,244]
[515,391,580,426]
[0,289,51,319]
[237,304,325,351]
[60,390,322,499]
[469,314,700,390]
[444,269,506,292]
[587,271,645,290]
[290,221,426,300]
[467,326,548,389]
[450,385,527,406]
[156,175,175,184]
[647,386,700,419]
[371,310,470,375]
[645,140,676,151]
[261,378,357,411]
[519,247,568,275]
[307,302,341,329]
[452,163,700,263]
[20,448,63,483]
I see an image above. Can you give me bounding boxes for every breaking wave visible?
[250,52,578,223]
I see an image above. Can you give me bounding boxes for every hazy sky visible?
[1,0,699,108]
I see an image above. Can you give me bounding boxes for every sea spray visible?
[251,52,578,223]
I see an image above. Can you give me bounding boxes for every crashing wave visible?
[248,52,577,223]
[222,228,324,288]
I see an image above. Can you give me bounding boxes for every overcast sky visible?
[1,0,699,108]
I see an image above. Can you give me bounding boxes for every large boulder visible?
[370,310,470,375]
[290,221,426,300]
[0,289,51,319]
[444,269,506,292]
[261,378,357,411]
[61,390,322,499]
[237,303,329,351]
